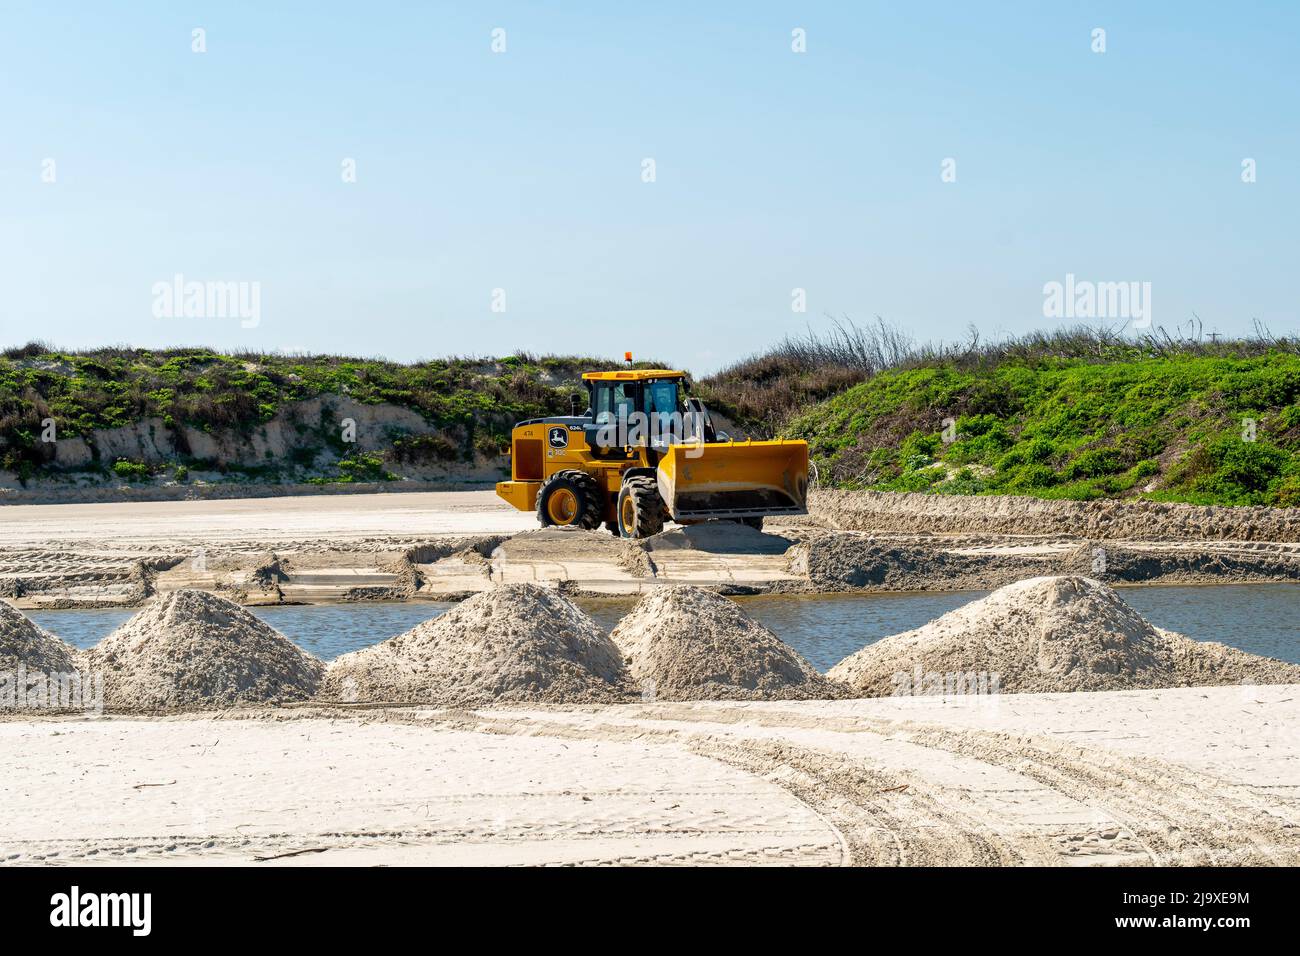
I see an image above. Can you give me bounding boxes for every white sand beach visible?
[4,684,1298,867]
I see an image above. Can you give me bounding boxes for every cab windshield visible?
[589,377,689,448]
[645,380,680,422]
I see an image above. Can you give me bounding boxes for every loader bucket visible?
[656,440,809,522]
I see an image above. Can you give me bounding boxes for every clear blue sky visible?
[2,1,1297,373]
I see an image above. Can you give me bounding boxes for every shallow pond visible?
[28,583,1300,673]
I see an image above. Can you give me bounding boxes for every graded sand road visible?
[0,490,537,548]
[4,684,1298,866]
[0,490,537,608]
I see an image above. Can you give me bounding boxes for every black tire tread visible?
[619,475,666,539]
[536,469,604,530]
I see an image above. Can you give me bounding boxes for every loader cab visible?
[583,370,699,455]
[590,380,641,429]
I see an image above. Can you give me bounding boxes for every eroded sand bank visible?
[4,684,1297,866]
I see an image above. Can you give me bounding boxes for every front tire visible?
[617,476,666,539]
[536,470,603,530]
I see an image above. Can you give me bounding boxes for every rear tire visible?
[536,470,603,530]
[617,476,666,539]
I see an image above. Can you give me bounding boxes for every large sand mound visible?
[87,589,324,710]
[610,585,845,700]
[829,575,1300,695]
[322,583,629,705]
[0,601,80,673]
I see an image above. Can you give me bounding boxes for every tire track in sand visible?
[395,709,1092,866]
[646,704,1300,866]
[399,704,1300,866]
[862,715,1300,866]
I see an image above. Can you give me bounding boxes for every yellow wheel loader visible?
[495,364,809,539]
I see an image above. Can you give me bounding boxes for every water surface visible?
[28,583,1300,673]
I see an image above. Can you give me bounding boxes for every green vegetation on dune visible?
[0,345,657,483]
[5,331,1300,509]
[1,347,574,435]
[783,353,1300,507]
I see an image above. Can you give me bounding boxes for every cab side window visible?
[593,384,613,425]
[613,384,634,421]
[594,383,634,425]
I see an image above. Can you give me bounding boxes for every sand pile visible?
[1161,629,1300,686]
[322,583,629,705]
[829,575,1300,695]
[87,589,324,710]
[610,585,844,700]
[0,601,80,673]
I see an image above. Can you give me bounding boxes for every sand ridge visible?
[812,488,1300,542]
[6,569,1299,712]
[486,526,654,578]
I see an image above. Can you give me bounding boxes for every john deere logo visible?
[547,427,569,448]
